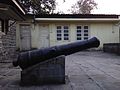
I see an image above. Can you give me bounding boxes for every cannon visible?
[13,37,100,70]
[13,37,100,85]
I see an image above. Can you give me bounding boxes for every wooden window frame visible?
[76,25,89,41]
[56,25,69,41]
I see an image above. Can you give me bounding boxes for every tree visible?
[19,0,56,14]
[70,0,97,14]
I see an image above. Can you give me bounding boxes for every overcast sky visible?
[56,0,120,14]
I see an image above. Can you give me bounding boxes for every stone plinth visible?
[21,55,65,85]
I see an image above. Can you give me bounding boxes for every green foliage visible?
[71,0,97,14]
[19,0,56,14]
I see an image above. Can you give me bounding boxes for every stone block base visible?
[21,55,65,85]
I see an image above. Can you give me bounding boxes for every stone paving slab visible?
[0,51,120,90]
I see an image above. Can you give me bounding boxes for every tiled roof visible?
[35,14,119,18]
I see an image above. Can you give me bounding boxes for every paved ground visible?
[0,51,120,90]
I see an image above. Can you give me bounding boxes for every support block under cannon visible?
[20,55,65,85]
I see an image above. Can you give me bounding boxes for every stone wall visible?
[0,22,18,62]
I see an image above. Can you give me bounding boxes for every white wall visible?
[16,21,119,50]
[90,23,119,48]
[49,22,119,49]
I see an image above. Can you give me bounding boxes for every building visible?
[0,1,119,52]
[16,14,120,51]
[0,0,26,62]
[0,0,26,33]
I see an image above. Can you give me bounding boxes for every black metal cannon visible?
[13,37,100,70]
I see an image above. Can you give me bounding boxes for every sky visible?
[56,0,120,14]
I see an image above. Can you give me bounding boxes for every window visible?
[56,26,62,40]
[56,25,69,41]
[76,25,89,41]
[84,26,88,29]
[63,26,69,40]
[76,26,82,40]
[57,26,61,29]
[83,26,89,40]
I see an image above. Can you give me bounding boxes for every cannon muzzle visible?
[13,37,100,69]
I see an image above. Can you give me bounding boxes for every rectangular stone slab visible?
[21,55,65,85]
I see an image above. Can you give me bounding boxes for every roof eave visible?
[35,18,120,22]
[0,0,26,20]
[12,0,26,15]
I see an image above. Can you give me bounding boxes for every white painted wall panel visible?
[90,23,119,48]
[16,21,119,50]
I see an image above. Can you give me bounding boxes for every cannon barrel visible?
[13,37,100,69]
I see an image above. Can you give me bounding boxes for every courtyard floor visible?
[0,51,120,90]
